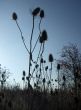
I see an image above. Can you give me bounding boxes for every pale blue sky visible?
[0,0,81,86]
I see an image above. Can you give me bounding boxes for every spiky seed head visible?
[63,75,66,81]
[35,64,39,69]
[49,54,54,62]
[22,77,25,81]
[32,7,40,16]
[45,66,48,71]
[57,64,60,70]
[40,10,44,18]
[44,60,46,63]
[34,83,36,87]
[2,74,5,79]
[26,76,29,81]
[41,58,43,63]
[43,78,45,83]
[42,30,48,41]
[12,12,17,20]
[23,70,25,76]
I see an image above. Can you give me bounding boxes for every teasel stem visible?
[15,20,29,54]
[28,16,34,88]
[32,18,42,53]
[31,44,42,77]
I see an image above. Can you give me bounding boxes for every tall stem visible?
[16,20,29,54]
[28,16,34,88]
[58,70,59,91]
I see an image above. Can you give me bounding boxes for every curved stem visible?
[30,16,34,51]
[16,20,29,54]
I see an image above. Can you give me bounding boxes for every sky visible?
[0,0,81,87]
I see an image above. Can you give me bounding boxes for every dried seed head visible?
[23,70,26,76]
[34,83,37,87]
[43,78,45,83]
[63,75,66,81]
[35,64,39,69]
[45,66,48,71]
[32,7,40,16]
[40,58,43,63]
[39,30,48,43]
[42,30,48,41]
[40,10,44,18]
[57,64,60,70]
[12,12,17,20]
[2,74,5,79]
[44,60,46,63]
[22,77,25,81]
[49,54,54,62]
[26,76,29,81]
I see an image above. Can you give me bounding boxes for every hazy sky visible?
[0,0,81,86]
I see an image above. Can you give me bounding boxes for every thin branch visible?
[16,20,29,54]
[32,18,42,53]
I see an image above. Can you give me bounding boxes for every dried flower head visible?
[22,77,25,81]
[23,70,26,76]
[32,7,40,16]
[49,54,54,62]
[35,64,39,69]
[43,78,46,83]
[39,30,48,43]
[40,10,44,18]
[45,66,48,71]
[12,12,17,20]
[42,30,48,41]
[57,64,60,70]
[41,58,44,63]
[63,75,66,81]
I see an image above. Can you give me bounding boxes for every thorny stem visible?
[16,20,29,54]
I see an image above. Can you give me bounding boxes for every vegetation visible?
[0,7,81,110]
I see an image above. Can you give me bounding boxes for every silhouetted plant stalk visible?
[57,64,60,91]
[12,7,48,91]
[48,54,54,90]
[22,70,26,89]
[62,75,66,90]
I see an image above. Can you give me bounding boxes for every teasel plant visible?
[12,7,48,90]
[22,70,26,89]
[48,54,54,90]
[57,63,60,91]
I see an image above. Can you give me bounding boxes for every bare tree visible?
[59,43,81,96]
